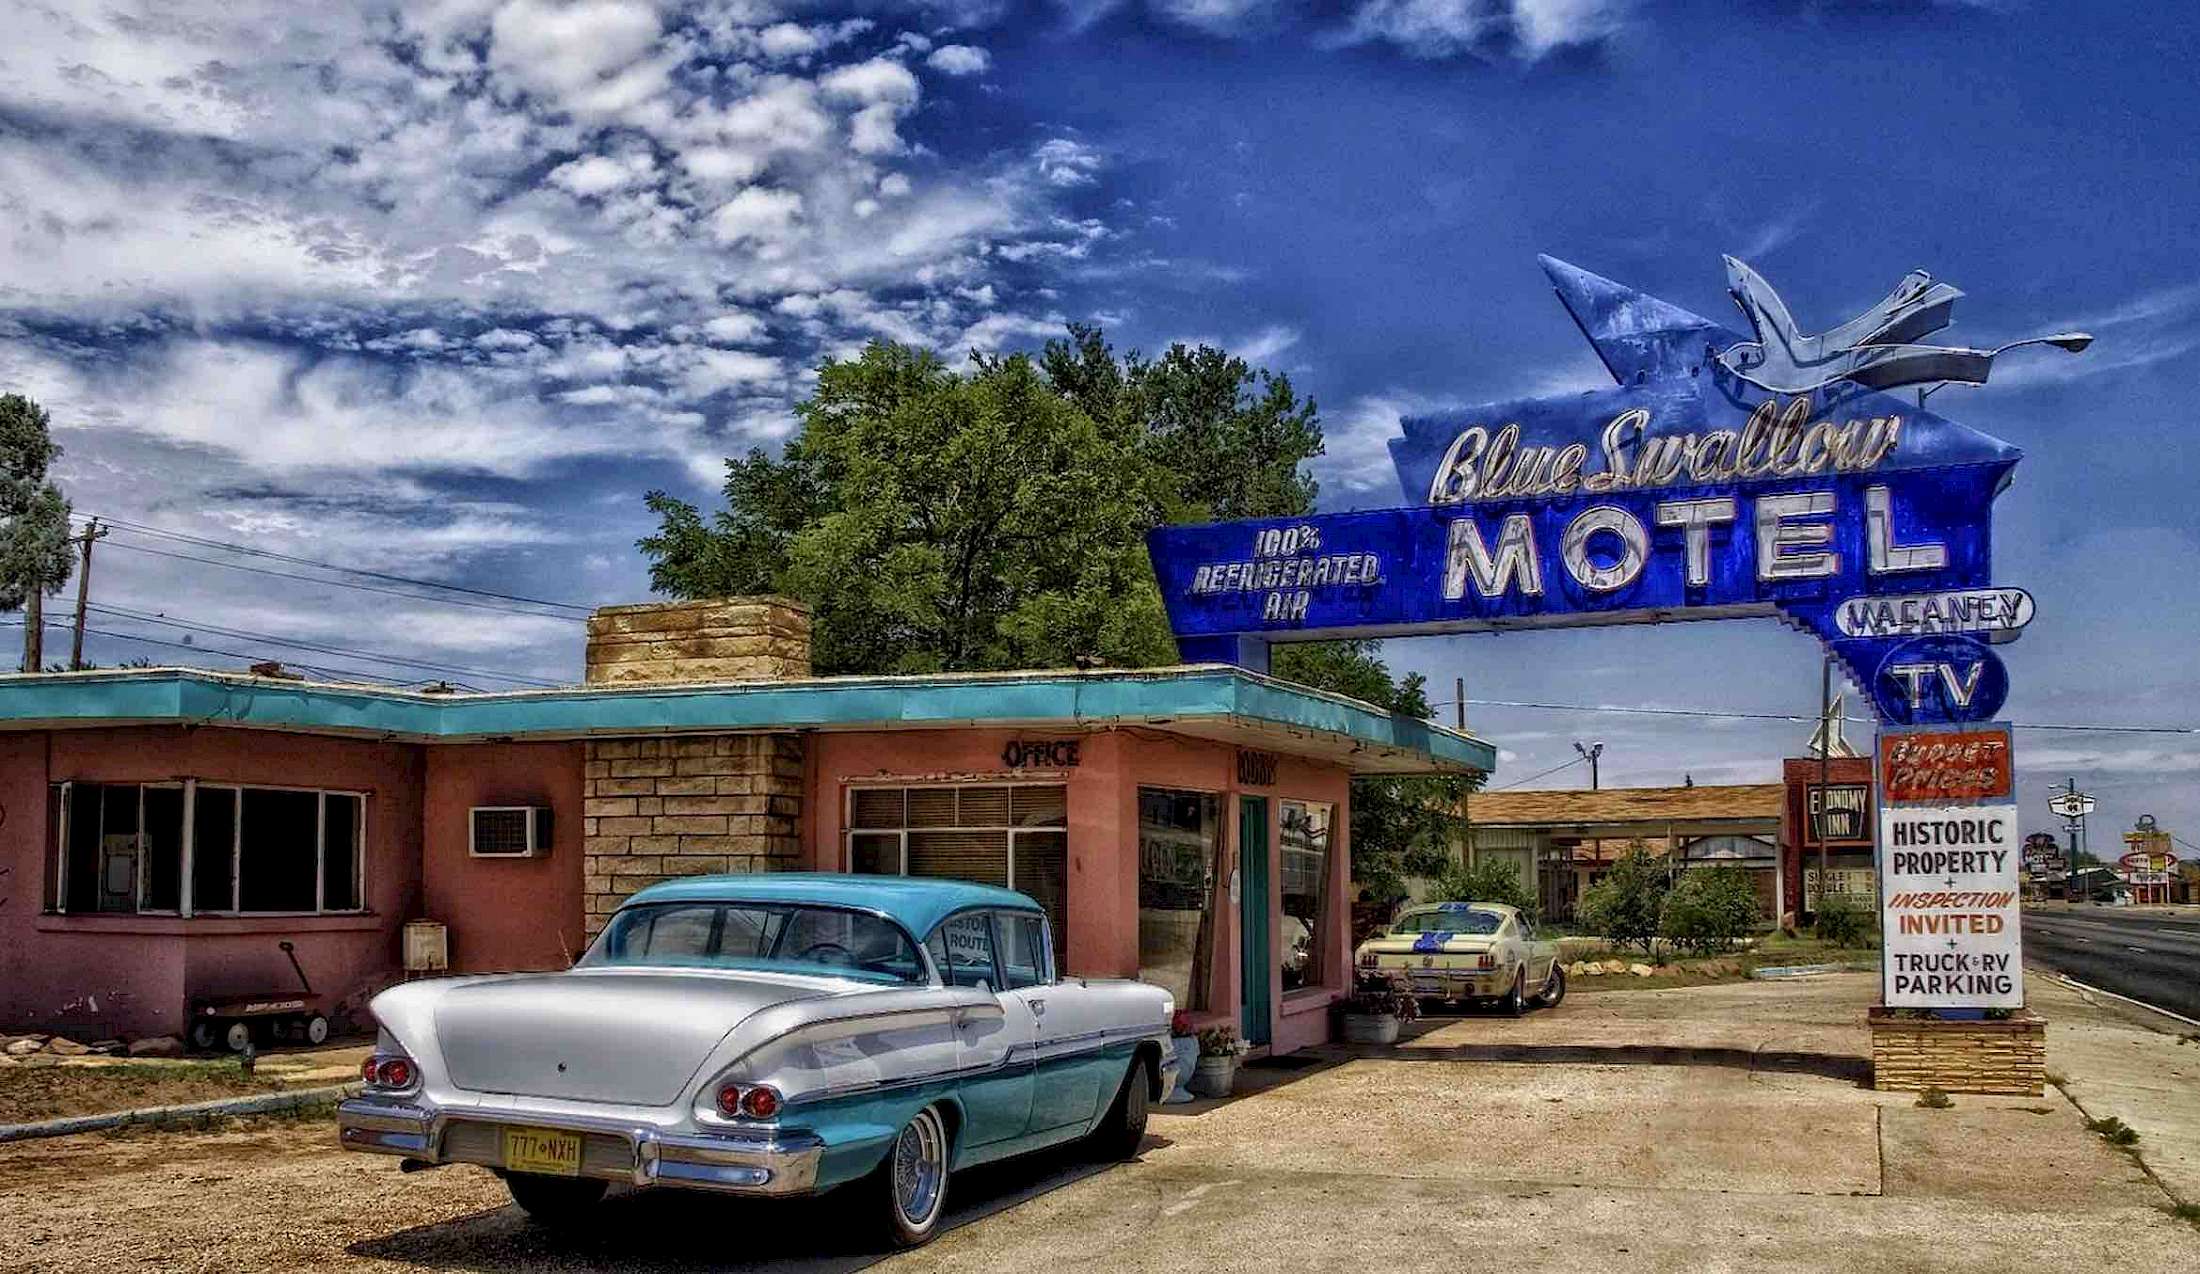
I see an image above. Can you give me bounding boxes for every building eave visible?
[0,664,1496,777]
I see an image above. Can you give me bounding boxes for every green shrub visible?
[2087,1116,2139,1146]
[1579,847,1668,956]
[1433,857,1538,920]
[1812,894,1875,948]
[1915,1086,1953,1109]
[1658,866,1760,955]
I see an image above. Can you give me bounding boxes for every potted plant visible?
[1164,1010,1201,1103]
[1190,1025,1241,1098]
[1340,972,1418,1045]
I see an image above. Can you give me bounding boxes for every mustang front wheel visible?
[875,1105,951,1248]
[505,1172,607,1225]
[1537,964,1567,1008]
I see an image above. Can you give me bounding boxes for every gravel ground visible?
[0,1110,1101,1273]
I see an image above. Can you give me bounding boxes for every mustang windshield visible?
[1391,907,1504,936]
[582,902,926,984]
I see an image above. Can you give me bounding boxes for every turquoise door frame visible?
[1238,795,1271,1046]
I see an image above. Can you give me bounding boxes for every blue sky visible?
[4,1,2196,849]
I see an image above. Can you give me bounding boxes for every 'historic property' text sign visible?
[1878,723,2021,1009]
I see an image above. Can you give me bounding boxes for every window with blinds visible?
[847,783,1069,962]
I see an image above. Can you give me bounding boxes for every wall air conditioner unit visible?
[469,806,553,858]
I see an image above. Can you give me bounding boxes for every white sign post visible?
[1879,803,2023,1008]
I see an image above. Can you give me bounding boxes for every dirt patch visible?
[0,1060,293,1125]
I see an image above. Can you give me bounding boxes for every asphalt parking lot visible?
[3,975,2195,1273]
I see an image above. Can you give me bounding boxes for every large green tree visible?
[0,394,73,669]
[1039,322,1323,522]
[642,343,1179,673]
[641,327,1474,886]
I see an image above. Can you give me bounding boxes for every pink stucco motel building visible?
[0,598,1491,1055]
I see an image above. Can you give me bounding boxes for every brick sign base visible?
[1869,1008,2046,1096]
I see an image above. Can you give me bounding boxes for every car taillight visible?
[1477,954,1494,970]
[716,1083,783,1120]
[1359,951,1378,968]
[363,1054,414,1089]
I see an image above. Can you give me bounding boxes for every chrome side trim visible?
[779,1024,1164,1109]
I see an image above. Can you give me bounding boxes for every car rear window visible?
[1391,907,1503,936]
[581,902,925,984]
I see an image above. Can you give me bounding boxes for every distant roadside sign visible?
[2047,790,2096,819]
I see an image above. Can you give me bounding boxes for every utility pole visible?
[70,518,106,671]
[1816,655,1833,924]
[1454,676,1466,731]
[22,585,41,672]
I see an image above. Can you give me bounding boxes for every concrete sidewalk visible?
[2032,971,2200,1207]
[917,973,2199,1272]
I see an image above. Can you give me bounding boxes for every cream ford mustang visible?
[1355,902,1564,1015]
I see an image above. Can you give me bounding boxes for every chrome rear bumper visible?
[337,1096,824,1196]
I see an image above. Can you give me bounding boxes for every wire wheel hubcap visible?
[892,1109,946,1229]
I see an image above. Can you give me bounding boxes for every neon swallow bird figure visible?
[1713,255,2093,395]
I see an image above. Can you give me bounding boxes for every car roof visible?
[1398,901,1516,920]
[622,872,1041,938]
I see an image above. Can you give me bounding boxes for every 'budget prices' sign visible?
[1880,803,2022,1008]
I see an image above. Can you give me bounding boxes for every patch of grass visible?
[0,1058,290,1126]
[2086,1115,2140,1146]
[1915,1087,1953,1109]
[2167,1201,2200,1228]
[2045,1070,2069,1087]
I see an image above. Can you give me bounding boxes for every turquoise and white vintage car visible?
[337,874,1176,1248]
[1354,901,1565,1015]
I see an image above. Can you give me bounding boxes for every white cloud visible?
[707,186,806,248]
[487,0,666,117]
[1337,0,1630,59]
[700,312,770,345]
[1151,0,1280,35]
[1035,137,1105,187]
[0,1,1140,680]
[548,152,655,197]
[926,44,993,76]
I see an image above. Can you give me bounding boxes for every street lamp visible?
[1573,740,1604,790]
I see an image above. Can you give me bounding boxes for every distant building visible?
[1460,783,1784,921]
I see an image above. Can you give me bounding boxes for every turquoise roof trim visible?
[0,664,1495,774]
[625,872,1039,938]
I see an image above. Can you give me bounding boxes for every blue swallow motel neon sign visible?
[1148,256,2080,725]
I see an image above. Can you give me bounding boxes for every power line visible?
[1491,754,1587,791]
[1,617,448,686]
[1428,696,2196,736]
[95,539,589,623]
[88,603,562,688]
[73,513,595,615]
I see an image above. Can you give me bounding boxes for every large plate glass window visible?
[51,781,365,916]
[54,781,184,914]
[847,784,1069,964]
[1278,800,1334,992]
[1136,787,1220,1010]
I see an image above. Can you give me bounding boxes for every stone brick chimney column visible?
[580,597,812,934]
[585,597,811,684]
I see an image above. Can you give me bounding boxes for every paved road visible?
[2024,906,2200,1022]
